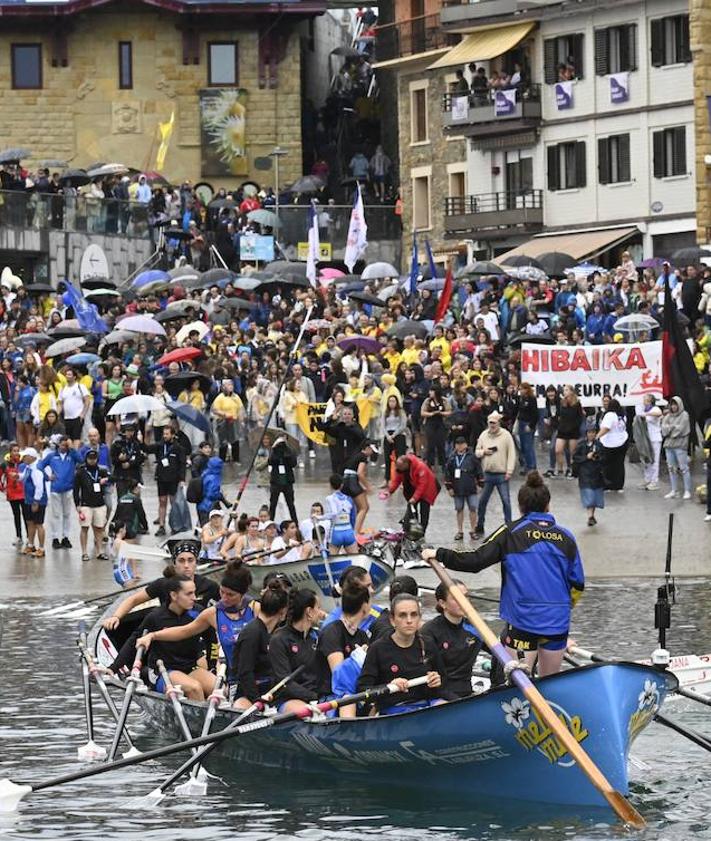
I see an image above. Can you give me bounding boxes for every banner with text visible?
[521,341,663,407]
[296,398,373,446]
[494,88,517,117]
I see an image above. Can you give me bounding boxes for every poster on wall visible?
[609,72,629,104]
[199,88,248,176]
[451,95,469,122]
[555,81,573,110]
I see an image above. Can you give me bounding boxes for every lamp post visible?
[269,146,288,258]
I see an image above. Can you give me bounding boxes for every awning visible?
[374,47,450,71]
[496,226,640,263]
[428,21,535,71]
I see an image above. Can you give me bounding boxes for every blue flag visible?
[61,282,109,334]
[408,232,419,298]
[424,238,438,281]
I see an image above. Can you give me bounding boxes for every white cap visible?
[258,520,277,531]
[20,447,39,459]
[209,509,223,519]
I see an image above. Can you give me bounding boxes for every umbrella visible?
[17,332,51,347]
[503,266,547,283]
[101,330,136,346]
[613,314,659,334]
[118,315,167,336]
[320,268,345,280]
[502,255,544,270]
[246,209,280,228]
[161,226,192,241]
[337,336,381,355]
[330,45,360,58]
[255,275,309,291]
[266,261,308,277]
[66,352,101,366]
[84,288,120,299]
[47,326,85,339]
[459,260,505,277]
[133,269,170,288]
[264,427,300,452]
[200,268,237,287]
[168,266,202,285]
[507,332,556,347]
[176,320,209,344]
[331,274,363,286]
[538,252,577,278]
[387,320,429,340]
[135,280,170,297]
[24,283,55,295]
[167,400,212,434]
[288,175,325,194]
[164,372,213,397]
[361,262,399,280]
[208,197,237,210]
[45,337,87,357]
[305,319,333,331]
[59,169,90,188]
[378,283,400,301]
[348,290,384,306]
[107,395,168,416]
[231,276,261,292]
[0,148,30,164]
[217,297,256,311]
[81,276,117,291]
[158,347,203,366]
[163,300,206,317]
[417,278,445,292]
[86,163,128,178]
[419,265,444,281]
[143,171,170,187]
[638,257,665,270]
[671,246,711,265]
[565,262,605,278]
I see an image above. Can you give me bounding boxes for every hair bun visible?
[525,470,544,488]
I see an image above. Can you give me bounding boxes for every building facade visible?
[398,0,696,263]
[691,0,711,246]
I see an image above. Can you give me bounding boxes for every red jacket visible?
[388,454,440,505]
[0,456,25,502]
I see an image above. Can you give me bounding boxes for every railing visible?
[375,14,455,62]
[277,205,401,250]
[442,83,541,112]
[445,191,543,216]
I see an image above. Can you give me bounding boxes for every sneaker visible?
[616,489,625,494]
[646,483,659,491]
[309,450,316,459]
[13,536,23,547]
[96,553,109,561]
[81,553,90,562]
[564,468,573,479]
[61,538,72,548]
[704,514,711,522]
[298,461,305,468]
[664,491,679,499]
[683,491,692,500]
[637,482,649,490]
[52,538,62,549]
[543,469,555,478]
[155,526,166,537]
[554,471,565,479]
[454,532,464,541]
[587,516,595,527]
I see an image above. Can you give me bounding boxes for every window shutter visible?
[626,25,637,71]
[679,15,691,63]
[547,145,560,191]
[544,38,557,84]
[652,130,665,178]
[672,127,686,176]
[598,138,610,185]
[650,19,664,66]
[572,33,584,79]
[619,134,631,182]
[575,142,587,188]
[594,29,608,75]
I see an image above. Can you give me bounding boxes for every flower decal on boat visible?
[637,679,660,711]
[501,697,530,729]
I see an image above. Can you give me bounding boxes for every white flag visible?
[306,201,320,288]
[344,183,368,272]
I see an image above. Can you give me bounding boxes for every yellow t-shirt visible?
[178,389,205,411]
[211,392,244,420]
[401,346,420,366]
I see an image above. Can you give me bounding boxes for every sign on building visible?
[610,72,630,104]
[494,88,517,117]
[240,234,274,262]
[555,81,573,111]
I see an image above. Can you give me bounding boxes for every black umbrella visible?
[507,332,556,347]
[331,45,361,58]
[0,147,30,164]
[331,274,363,286]
[670,247,711,265]
[256,275,309,291]
[502,255,545,270]
[16,332,51,347]
[47,326,86,339]
[161,226,193,241]
[266,261,308,277]
[199,268,237,287]
[349,290,384,307]
[387,320,429,340]
[288,175,325,194]
[218,297,256,311]
[81,276,116,291]
[59,169,91,188]
[164,372,213,398]
[538,252,576,278]
[24,283,55,295]
[456,261,505,279]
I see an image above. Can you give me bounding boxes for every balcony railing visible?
[444,190,543,235]
[442,84,541,130]
[375,14,456,62]
[441,0,518,26]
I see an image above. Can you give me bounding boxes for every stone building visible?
[692,0,711,246]
[0,0,328,188]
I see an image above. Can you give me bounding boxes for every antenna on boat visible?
[653,513,676,667]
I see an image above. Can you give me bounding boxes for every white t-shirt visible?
[643,407,663,443]
[59,383,89,420]
[599,411,628,447]
[267,537,301,565]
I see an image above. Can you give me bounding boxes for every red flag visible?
[435,265,453,323]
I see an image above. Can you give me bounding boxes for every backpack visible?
[186,475,203,503]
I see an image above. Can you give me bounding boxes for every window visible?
[506,156,533,194]
[543,34,584,84]
[410,86,428,143]
[118,42,133,90]
[547,141,586,191]
[412,174,431,230]
[598,134,631,184]
[11,44,42,90]
[595,25,637,75]
[448,170,466,199]
[652,127,686,178]
[651,16,691,67]
[208,42,238,86]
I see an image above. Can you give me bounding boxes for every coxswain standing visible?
[423,471,584,676]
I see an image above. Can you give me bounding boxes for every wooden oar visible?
[106,646,145,762]
[0,675,427,812]
[76,630,106,763]
[425,557,646,829]
[417,584,500,604]
[147,664,306,803]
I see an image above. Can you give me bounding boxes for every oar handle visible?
[569,645,603,662]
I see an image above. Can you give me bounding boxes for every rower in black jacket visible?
[143,426,187,537]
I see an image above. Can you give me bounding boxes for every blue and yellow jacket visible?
[436,512,584,636]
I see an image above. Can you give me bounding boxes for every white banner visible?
[494,88,517,117]
[451,95,469,122]
[520,341,663,407]
[554,80,573,110]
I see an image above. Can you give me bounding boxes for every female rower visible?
[369,574,419,642]
[230,579,289,710]
[425,470,584,676]
[269,588,329,713]
[136,561,258,674]
[421,580,482,699]
[341,439,379,534]
[357,593,443,714]
[321,564,382,631]
[201,509,228,561]
[220,515,265,562]
[140,575,216,701]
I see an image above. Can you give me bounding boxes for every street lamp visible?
[269,146,288,257]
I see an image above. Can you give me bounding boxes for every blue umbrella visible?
[167,400,212,434]
[133,269,170,288]
[66,352,101,366]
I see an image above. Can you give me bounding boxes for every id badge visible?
[454,468,461,479]
[278,464,286,474]
[93,482,101,493]
[161,458,169,467]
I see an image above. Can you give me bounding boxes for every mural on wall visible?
[199,88,248,176]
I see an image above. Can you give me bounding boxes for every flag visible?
[155,111,175,172]
[435,264,454,323]
[306,200,320,288]
[61,282,109,334]
[408,232,419,299]
[424,238,437,282]
[662,277,708,428]
[343,183,368,272]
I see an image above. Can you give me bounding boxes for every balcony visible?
[375,14,457,63]
[441,0,518,29]
[444,190,543,238]
[442,84,541,136]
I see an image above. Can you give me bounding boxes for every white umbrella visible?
[45,337,87,357]
[118,315,167,336]
[613,314,659,333]
[377,282,400,301]
[107,395,168,416]
[100,330,137,346]
[175,320,209,344]
[564,262,605,278]
[362,262,399,281]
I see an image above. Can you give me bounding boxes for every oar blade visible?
[38,601,84,617]
[606,790,646,829]
[0,779,32,813]
[174,771,208,797]
[77,741,107,763]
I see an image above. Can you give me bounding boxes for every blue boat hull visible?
[131,662,676,808]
